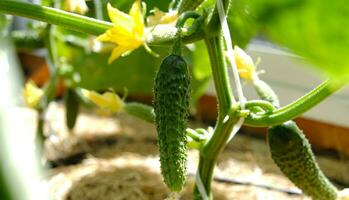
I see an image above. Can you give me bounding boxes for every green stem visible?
[193,36,238,199]
[244,79,345,127]
[123,102,155,124]
[204,37,235,112]
[93,0,104,20]
[36,25,59,142]
[205,0,230,37]
[0,1,111,35]
[0,1,205,46]
[244,100,276,113]
[172,11,201,55]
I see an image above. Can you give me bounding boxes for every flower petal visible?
[108,46,133,63]
[129,0,144,36]
[22,80,43,108]
[101,92,124,112]
[81,89,124,112]
[107,3,134,31]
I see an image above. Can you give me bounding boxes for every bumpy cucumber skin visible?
[154,54,190,192]
[65,89,79,130]
[268,121,338,200]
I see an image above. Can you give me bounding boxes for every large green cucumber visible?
[154,54,190,192]
[268,121,338,200]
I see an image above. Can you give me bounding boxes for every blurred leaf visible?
[192,41,211,80]
[56,36,170,94]
[198,0,256,47]
[186,42,212,106]
[248,0,349,81]
[227,0,257,48]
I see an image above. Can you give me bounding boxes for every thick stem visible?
[244,79,345,127]
[123,102,155,123]
[204,36,235,112]
[93,0,104,20]
[0,1,111,35]
[0,1,205,46]
[193,36,238,199]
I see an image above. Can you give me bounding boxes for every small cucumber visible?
[154,54,190,192]
[252,78,280,108]
[65,89,80,130]
[268,121,338,200]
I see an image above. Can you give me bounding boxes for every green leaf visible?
[190,41,212,106]
[249,0,349,81]
[198,0,256,47]
[227,0,257,48]
[56,38,170,94]
[192,41,211,80]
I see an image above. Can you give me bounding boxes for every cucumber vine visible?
[0,0,347,199]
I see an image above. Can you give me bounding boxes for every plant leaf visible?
[249,0,349,81]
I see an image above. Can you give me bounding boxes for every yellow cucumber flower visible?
[97,1,145,63]
[81,89,124,113]
[233,45,256,80]
[64,0,89,15]
[147,8,178,26]
[22,80,44,108]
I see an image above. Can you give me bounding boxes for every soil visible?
[23,103,347,200]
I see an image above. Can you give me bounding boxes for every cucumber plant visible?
[1,0,348,200]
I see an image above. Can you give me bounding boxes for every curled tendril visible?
[239,100,276,118]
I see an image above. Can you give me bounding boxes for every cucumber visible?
[268,121,338,200]
[154,54,190,192]
[252,77,338,199]
[252,78,280,108]
[65,89,80,130]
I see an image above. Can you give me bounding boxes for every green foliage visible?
[227,0,257,48]
[248,0,349,81]
[268,121,338,200]
[65,89,80,130]
[154,54,190,192]
[191,41,211,106]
